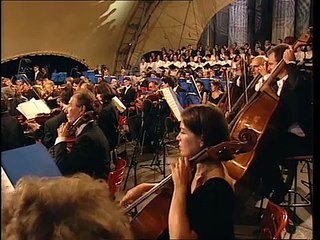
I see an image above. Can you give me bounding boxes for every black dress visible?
[208,92,223,105]
[187,177,235,240]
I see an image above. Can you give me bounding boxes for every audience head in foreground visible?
[2,173,132,240]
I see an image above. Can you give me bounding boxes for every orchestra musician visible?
[251,55,270,92]
[1,92,25,151]
[195,80,208,104]
[43,86,73,148]
[252,44,313,204]
[26,86,74,148]
[32,65,43,84]
[208,80,224,106]
[120,77,136,109]
[95,82,119,158]
[42,80,60,109]
[121,104,235,239]
[48,90,111,179]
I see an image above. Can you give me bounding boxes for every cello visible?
[126,137,256,239]
[223,28,312,185]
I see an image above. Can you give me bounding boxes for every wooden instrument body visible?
[224,89,278,181]
[130,189,172,239]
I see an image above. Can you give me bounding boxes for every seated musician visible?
[121,104,235,239]
[120,77,136,109]
[49,90,111,179]
[162,76,185,93]
[196,80,208,104]
[1,92,25,151]
[2,173,133,239]
[253,44,313,204]
[208,80,224,106]
[42,86,74,148]
[95,82,119,155]
[26,86,74,149]
[42,80,60,109]
[250,55,270,91]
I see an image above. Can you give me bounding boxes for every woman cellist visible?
[121,104,235,239]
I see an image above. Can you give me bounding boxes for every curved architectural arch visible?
[1,51,90,69]
[2,0,234,73]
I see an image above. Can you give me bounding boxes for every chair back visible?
[107,158,127,195]
[258,200,288,239]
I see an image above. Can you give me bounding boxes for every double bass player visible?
[253,43,313,204]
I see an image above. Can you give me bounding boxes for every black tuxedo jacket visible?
[1,112,25,151]
[272,63,313,137]
[121,86,136,107]
[97,101,119,150]
[42,111,67,149]
[34,71,44,81]
[49,121,111,179]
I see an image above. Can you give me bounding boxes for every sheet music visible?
[112,96,126,113]
[161,87,183,122]
[1,167,14,194]
[16,98,51,120]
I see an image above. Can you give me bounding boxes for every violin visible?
[65,111,95,153]
[126,134,256,239]
[67,110,95,136]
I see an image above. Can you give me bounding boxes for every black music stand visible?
[123,100,152,190]
[139,116,176,178]
[1,143,62,186]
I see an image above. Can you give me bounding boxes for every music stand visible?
[123,99,152,190]
[1,143,62,187]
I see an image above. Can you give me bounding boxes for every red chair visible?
[258,200,288,239]
[107,158,127,197]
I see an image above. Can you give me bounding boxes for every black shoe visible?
[270,182,288,204]
[285,218,296,234]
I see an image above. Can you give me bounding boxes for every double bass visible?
[223,28,312,188]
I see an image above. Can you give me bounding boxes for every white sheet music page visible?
[161,87,183,122]
[112,96,126,113]
[1,167,14,194]
[16,98,51,120]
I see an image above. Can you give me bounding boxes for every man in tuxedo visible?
[32,65,43,84]
[1,93,25,151]
[121,77,136,108]
[253,44,313,204]
[42,86,74,148]
[49,90,111,179]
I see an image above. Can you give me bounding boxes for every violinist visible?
[26,86,74,149]
[95,82,119,155]
[42,86,73,148]
[253,43,313,204]
[48,90,111,179]
[42,80,60,109]
[120,77,136,109]
[121,104,235,239]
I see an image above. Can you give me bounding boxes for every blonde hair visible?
[2,173,132,240]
